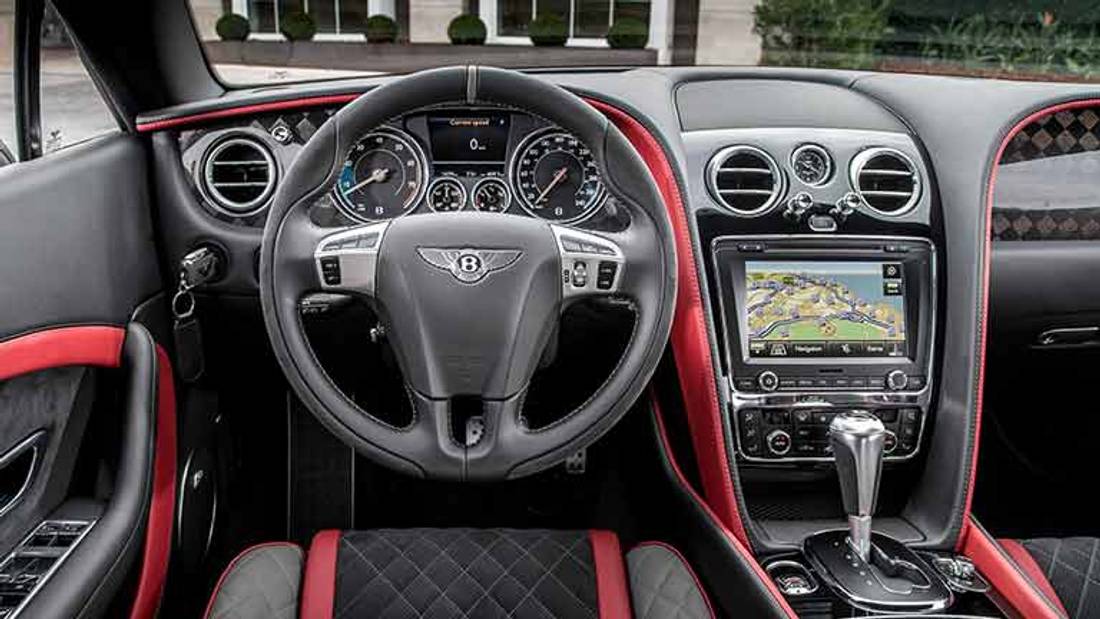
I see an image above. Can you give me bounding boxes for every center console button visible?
[876,409,899,424]
[794,410,813,425]
[758,371,780,392]
[734,377,756,392]
[883,431,898,454]
[766,430,792,456]
[886,370,909,391]
[779,377,797,390]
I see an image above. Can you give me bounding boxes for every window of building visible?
[498,0,651,39]
[246,0,372,36]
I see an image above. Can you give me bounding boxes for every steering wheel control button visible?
[571,261,588,288]
[766,429,792,456]
[320,258,341,286]
[886,370,909,391]
[596,262,618,290]
[757,370,780,392]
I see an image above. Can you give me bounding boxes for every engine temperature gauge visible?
[472,178,511,213]
[791,144,833,187]
[427,178,467,212]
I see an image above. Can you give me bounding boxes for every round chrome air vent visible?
[201,136,277,216]
[849,147,920,216]
[706,145,785,216]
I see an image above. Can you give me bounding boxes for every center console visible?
[711,235,935,463]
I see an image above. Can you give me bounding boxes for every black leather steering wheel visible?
[259,66,675,480]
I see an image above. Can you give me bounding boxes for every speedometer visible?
[511,130,605,222]
[334,128,427,222]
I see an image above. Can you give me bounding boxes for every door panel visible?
[0,134,168,617]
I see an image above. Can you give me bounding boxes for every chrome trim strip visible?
[2,519,97,618]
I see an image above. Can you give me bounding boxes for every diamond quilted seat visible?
[999,537,1100,619]
[203,529,713,619]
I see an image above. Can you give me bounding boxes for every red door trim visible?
[651,395,798,619]
[300,529,340,619]
[0,325,126,379]
[589,530,632,619]
[129,345,178,619]
[586,98,750,547]
[135,94,360,133]
[957,97,1100,550]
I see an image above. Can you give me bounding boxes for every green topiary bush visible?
[607,17,648,48]
[448,14,487,45]
[216,13,251,41]
[366,14,399,43]
[529,13,568,46]
[280,11,316,41]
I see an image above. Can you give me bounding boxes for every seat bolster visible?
[204,542,303,619]
[999,539,1069,617]
[627,542,715,619]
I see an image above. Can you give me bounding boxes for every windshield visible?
[188,0,1100,85]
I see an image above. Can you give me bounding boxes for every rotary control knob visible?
[757,371,779,392]
[766,430,792,456]
[883,430,898,455]
[886,369,909,391]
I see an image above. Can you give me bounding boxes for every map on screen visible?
[745,261,906,358]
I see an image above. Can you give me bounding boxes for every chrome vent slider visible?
[706,145,785,216]
[200,136,278,216]
[849,147,920,216]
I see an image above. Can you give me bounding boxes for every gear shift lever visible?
[829,410,886,562]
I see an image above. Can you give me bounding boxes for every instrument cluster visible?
[331,107,608,225]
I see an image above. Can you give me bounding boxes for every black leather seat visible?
[999,537,1100,619]
[203,528,714,619]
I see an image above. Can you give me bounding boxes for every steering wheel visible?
[259,66,675,480]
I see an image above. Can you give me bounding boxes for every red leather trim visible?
[129,346,178,618]
[300,529,340,619]
[631,541,716,619]
[202,542,303,619]
[586,98,749,546]
[1000,539,1068,616]
[959,519,1067,619]
[135,94,360,132]
[589,530,632,619]
[651,395,798,618]
[0,326,125,380]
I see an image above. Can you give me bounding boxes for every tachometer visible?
[334,128,427,221]
[511,130,605,222]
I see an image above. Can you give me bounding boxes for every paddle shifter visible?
[828,410,885,561]
[801,409,953,613]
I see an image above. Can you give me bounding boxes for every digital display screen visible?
[427,113,510,171]
[744,261,907,358]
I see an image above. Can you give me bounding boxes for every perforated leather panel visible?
[334,529,599,618]
[626,544,712,619]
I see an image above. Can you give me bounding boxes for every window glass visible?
[0,3,16,159]
[339,0,370,34]
[39,2,117,154]
[574,0,609,38]
[499,0,532,36]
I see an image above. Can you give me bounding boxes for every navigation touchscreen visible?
[744,261,907,359]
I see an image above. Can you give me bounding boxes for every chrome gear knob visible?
[828,410,886,561]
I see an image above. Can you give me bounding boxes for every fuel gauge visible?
[472,177,511,213]
[427,178,467,212]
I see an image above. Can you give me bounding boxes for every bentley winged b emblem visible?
[416,247,523,284]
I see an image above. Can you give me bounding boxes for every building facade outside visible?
[188,0,762,66]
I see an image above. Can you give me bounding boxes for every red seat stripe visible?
[959,520,1067,618]
[300,530,340,619]
[589,530,632,619]
[0,325,125,379]
[999,539,1069,617]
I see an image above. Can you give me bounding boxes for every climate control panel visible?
[735,407,924,462]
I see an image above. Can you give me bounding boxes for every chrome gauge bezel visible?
[471,176,512,213]
[426,177,468,212]
[789,143,833,187]
[332,126,429,223]
[508,127,607,224]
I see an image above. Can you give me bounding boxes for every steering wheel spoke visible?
[312,222,389,297]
